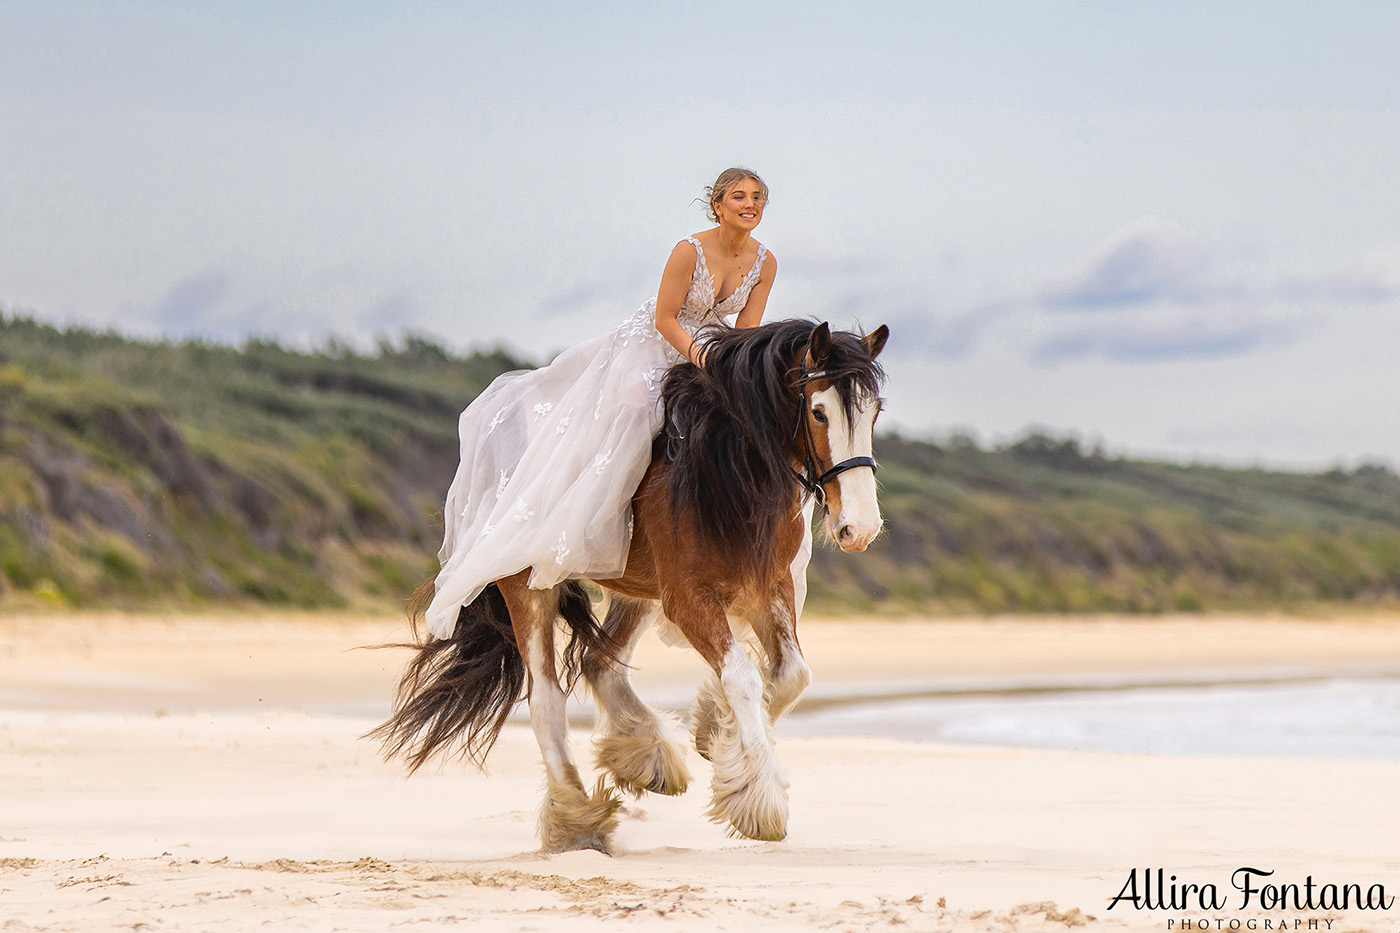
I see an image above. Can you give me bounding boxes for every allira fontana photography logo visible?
[1108,867,1394,930]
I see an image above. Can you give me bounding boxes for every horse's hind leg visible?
[498,573,620,853]
[584,596,691,797]
[672,593,789,842]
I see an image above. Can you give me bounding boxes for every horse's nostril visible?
[837,525,853,543]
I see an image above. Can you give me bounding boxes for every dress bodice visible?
[676,236,768,329]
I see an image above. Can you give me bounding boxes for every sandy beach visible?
[2,610,1399,931]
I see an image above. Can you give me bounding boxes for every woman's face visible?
[713,178,766,230]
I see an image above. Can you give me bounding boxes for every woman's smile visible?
[720,182,766,227]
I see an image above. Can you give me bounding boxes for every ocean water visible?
[778,677,1400,759]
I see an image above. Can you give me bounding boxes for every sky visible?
[3,1,1398,469]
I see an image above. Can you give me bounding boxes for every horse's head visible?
[797,322,889,552]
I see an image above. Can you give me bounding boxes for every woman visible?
[424,168,797,639]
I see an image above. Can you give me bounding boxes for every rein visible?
[793,365,878,510]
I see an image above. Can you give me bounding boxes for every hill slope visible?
[819,433,1400,613]
[2,314,1398,614]
[0,315,518,609]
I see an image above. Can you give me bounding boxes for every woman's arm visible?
[733,251,777,329]
[654,240,706,364]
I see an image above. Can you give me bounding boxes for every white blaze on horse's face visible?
[810,385,882,552]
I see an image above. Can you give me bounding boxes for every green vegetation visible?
[0,312,522,611]
[2,310,1398,615]
[810,433,1400,614]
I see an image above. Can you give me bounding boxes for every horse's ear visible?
[807,322,832,368]
[862,324,889,360]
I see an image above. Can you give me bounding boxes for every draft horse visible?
[373,319,889,852]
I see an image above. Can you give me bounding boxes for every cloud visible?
[811,275,1015,363]
[1030,310,1295,364]
[534,280,625,319]
[1012,218,1400,365]
[1040,218,1400,318]
[882,303,1015,361]
[1279,247,1400,304]
[360,290,423,332]
[127,270,423,347]
[132,270,302,343]
[809,218,1397,369]
[150,271,234,336]
[532,259,656,321]
[777,244,885,279]
[1040,216,1214,310]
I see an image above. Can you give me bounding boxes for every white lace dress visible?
[425,237,811,639]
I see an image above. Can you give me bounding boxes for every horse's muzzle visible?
[830,517,881,552]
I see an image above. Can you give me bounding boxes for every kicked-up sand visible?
[2,610,1399,931]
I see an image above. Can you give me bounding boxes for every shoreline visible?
[5,610,1400,712]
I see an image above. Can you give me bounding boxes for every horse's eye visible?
[811,408,828,424]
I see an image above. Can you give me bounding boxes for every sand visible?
[2,610,1399,931]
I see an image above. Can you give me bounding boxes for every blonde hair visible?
[704,167,768,223]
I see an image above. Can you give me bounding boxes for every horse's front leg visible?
[584,595,691,797]
[694,580,810,757]
[670,589,789,841]
[499,573,620,853]
[748,575,812,724]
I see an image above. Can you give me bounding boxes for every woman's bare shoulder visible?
[659,239,701,286]
[666,238,700,265]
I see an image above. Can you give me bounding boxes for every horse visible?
[372,318,889,852]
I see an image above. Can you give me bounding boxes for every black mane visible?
[659,319,885,578]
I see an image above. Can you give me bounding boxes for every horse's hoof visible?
[595,722,692,798]
[702,702,790,842]
[732,823,787,842]
[539,776,622,854]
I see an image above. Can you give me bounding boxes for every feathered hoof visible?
[690,683,724,762]
[702,704,790,842]
[707,767,790,841]
[538,775,622,854]
[595,727,691,798]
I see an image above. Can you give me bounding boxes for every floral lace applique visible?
[619,305,655,347]
[509,497,535,523]
[486,406,508,435]
[552,532,570,566]
[533,402,554,420]
[495,470,510,499]
[679,237,766,328]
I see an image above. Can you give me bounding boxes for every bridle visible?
[793,365,878,510]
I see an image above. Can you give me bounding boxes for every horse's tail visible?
[370,578,526,774]
[370,577,616,774]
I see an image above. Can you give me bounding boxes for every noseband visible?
[794,365,878,510]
